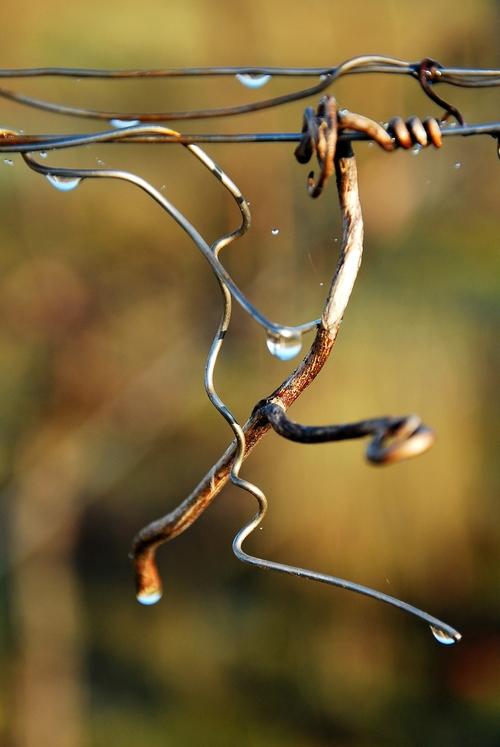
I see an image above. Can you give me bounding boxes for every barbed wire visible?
[2,54,498,645]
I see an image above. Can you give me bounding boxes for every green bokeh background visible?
[0,2,499,745]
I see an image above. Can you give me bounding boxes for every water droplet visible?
[110,118,140,129]
[40,151,48,159]
[430,626,459,645]
[235,73,272,89]
[319,282,324,287]
[3,159,13,166]
[271,228,280,236]
[46,174,81,192]
[136,589,162,606]
[411,144,422,156]
[334,237,338,243]
[454,162,462,170]
[266,331,303,361]
[96,158,105,166]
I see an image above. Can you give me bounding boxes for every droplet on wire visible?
[46,174,81,192]
[110,119,140,129]
[3,159,13,166]
[235,73,272,89]
[40,151,48,159]
[430,625,459,645]
[266,332,303,361]
[411,144,422,156]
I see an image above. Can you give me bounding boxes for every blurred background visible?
[0,1,499,745]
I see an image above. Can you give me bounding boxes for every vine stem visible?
[131,143,365,598]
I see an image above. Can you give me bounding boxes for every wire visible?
[0,55,498,123]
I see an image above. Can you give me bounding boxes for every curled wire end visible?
[366,416,435,465]
[134,547,163,606]
[295,96,338,198]
[387,115,443,149]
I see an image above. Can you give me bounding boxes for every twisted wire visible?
[294,99,447,196]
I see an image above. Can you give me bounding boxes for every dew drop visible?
[136,589,162,606]
[411,144,422,156]
[40,151,48,159]
[271,228,280,236]
[430,625,459,645]
[266,331,303,361]
[3,159,13,166]
[110,118,140,129]
[454,162,462,170]
[46,174,81,192]
[235,73,272,89]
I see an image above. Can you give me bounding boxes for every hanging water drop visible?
[40,151,48,159]
[430,626,459,645]
[266,331,303,361]
[454,162,462,170]
[271,228,280,236]
[136,588,162,606]
[46,174,81,192]
[411,144,422,156]
[235,73,272,89]
[110,118,140,129]
[3,159,13,166]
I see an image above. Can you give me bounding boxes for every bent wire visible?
[0,56,419,122]
[1,54,499,123]
[230,407,461,645]
[20,134,319,341]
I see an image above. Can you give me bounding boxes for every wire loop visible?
[417,57,465,125]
